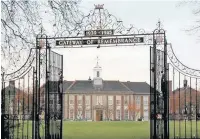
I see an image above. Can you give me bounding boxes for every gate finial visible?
[157,19,161,30]
[156,19,163,32]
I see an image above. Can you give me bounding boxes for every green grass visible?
[64,121,150,139]
[9,121,200,139]
[64,121,200,139]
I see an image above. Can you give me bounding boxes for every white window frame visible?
[77,109,83,119]
[78,100,82,105]
[116,96,121,106]
[116,109,121,120]
[136,96,140,105]
[97,96,103,105]
[108,96,113,105]
[143,96,148,105]
[124,95,129,105]
[124,109,129,120]
[69,95,74,105]
[85,110,91,119]
[85,96,90,105]
[78,95,82,105]
[116,100,121,105]
[69,100,74,105]
[69,109,74,119]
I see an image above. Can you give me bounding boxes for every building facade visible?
[169,86,200,120]
[63,60,151,121]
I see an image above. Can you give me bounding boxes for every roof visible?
[3,80,150,95]
[69,80,94,92]
[2,85,21,95]
[102,81,130,91]
[63,81,74,91]
[40,80,74,92]
[121,82,150,94]
[64,80,150,94]
[173,87,200,93]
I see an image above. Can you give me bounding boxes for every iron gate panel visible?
[168,63,200,139]
[150,29,169,139]
[47,50,63,139]
[34,36,63,139]
[1,37,63,139]
[1,68,35,139]
[150,47,166,139]
[27,35,64,139]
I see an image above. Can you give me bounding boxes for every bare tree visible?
[128,103,140,121]
[1,0,83,73]
[105,109,113,120]
[178,1,200,36]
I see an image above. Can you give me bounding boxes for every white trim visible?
[116,109,121,120]
[69,109,74,120]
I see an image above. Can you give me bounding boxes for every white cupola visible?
[93,56,103,89]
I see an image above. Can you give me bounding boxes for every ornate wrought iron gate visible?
[2,4,200,139]
[150,29,169,139]
[167,43,200,139]
[1,67,35,139]
[33,35,63,139]
[150,29,200,139]
[1,35,63,139]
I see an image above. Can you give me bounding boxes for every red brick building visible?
[62,61,151,121]
[169,86,200,118]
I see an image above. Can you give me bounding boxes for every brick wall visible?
[169,88,200,114]
[65,93,152,121]
[113,95,116,120]
[141,96,143,118]
[67,94,69,119]
[83,95,85,119]
[74,95,77,119]
[91,95,93,120]
[106,95,108,119]
[121,95,124,120]
[129,95,131,120]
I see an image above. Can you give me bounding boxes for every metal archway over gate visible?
[1,4,200,139]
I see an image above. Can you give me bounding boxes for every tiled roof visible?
[172,87,200,93]
[102,81,130,91]
[42,81,74,92]
[69,80,94,92]
[63,80,150,94]
[63,81,74,92]
[121,82,150,94]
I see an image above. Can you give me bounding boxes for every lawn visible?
[63,121,200,139]
[10,120,200,139]
[64,121,149,139]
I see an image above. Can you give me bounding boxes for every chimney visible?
[183,79,187,88]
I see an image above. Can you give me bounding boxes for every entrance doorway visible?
[96,110,103,121]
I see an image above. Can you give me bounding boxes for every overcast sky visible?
[52,0,200,84]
